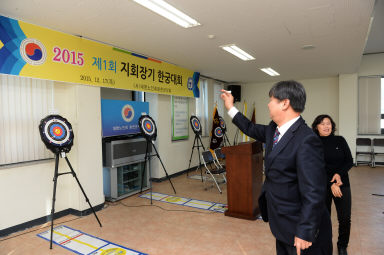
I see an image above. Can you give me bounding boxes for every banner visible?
[101,99,149,137]
[209,106,223,150]
[0,15,200,97]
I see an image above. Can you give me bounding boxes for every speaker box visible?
[227,85,241,102]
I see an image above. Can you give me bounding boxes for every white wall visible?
[358,53,384,76]
[338,74,358,156]
[0,83,104,231]
[146,79,219,179]
[149,93,198,178]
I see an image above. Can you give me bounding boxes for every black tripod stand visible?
[49,152,102,249]
[141,139,176,204]
[222,132,231,147]
[233,129,240,145]
[187,133,206,180]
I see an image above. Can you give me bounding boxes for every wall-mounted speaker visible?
[227,85,241,102]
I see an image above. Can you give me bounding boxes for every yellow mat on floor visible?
[139,192,226,212]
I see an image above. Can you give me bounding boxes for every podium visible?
[222,141,263,220]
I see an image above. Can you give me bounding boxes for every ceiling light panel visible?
[220,44,255,61]
[133,0,201,28]
[260,67,280,76]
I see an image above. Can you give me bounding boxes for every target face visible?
[190,116,201,134]
[214,127,223,138]
[39,115,74,153]
[139,115,157,140]
[219,117,226,132]
[46,121,68,144]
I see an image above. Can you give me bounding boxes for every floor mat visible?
[187,174,207,180]
[37,225,147,255]
[139,192,226,213]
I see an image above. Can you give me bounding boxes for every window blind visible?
[0,74,54,165]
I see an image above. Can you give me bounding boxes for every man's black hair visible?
[268,80,306,113]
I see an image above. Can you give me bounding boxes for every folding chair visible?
[372,138,384,167]
[201,150,226,194]
[213,147,226,168]
[355,138,373,167]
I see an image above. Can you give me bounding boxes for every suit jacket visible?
[233,113,330,245]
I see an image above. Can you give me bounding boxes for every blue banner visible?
[101,99,149,137]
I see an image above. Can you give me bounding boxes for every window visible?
[0,74,54,165]
[196,79,208,136]
[358,76,381,134]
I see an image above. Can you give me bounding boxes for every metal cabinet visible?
[103,137,150,201]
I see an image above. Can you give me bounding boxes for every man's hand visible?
[294,236,312,255]
[220,89,234,110]
[330,173,343,186]
[331,183,343,197]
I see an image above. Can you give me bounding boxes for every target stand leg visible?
[196,135,206,181]
[224,133,231,147]
[140,142,154,204]
[151,140,176,194]
[186,135,198,176]
[187,134,205,181]
[48,153,103,250]
[140,141,149,194]
[64,156,102,227]
[233,129,240,146]
[49,153,60,249]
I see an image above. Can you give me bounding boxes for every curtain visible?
[0,74,54,165]
[358,76,381,134]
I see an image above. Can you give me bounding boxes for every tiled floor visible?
[0,166,383,255]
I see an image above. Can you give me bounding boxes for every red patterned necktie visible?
[272,128,280,149]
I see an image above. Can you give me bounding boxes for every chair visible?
[201,150,226,193]
[213,147,226,168]
[355,138,373,167]
[372,138,384,167]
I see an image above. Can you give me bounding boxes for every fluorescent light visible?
[133,0,201,28]
[260,67,280,76]
[220,44,255,61]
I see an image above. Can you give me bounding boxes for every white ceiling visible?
[0,0,378,84]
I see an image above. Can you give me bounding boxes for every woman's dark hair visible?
[311,114,336,136]
[268,80,306,113]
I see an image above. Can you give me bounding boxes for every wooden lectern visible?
[222,141,263,220]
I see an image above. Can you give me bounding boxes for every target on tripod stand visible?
[219,116,227,132]
[214,127,223,138]
[190,116,201,134]
[39,115,74,154]
[139,115,157,140]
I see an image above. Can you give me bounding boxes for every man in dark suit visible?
[221,81,332,255]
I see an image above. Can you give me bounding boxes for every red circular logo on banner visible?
[20,38,47,65]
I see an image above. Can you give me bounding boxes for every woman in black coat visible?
[312,114,353,255]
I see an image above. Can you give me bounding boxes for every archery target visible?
[218,116,227,132]
[214,127,223,138]
[190,116,201,134]
[39,115,74,153]
[139,115,157,140]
